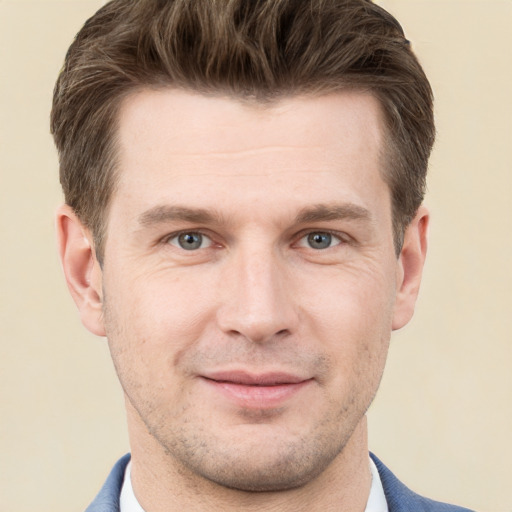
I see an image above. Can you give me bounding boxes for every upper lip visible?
[201,371,309,386]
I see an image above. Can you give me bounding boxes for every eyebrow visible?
[137,202,372,228]
[294,203,372,224]
[138,205,224,227]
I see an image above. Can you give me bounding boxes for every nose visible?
[216,245,299,344]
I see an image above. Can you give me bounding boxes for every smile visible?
[200,371,313,408]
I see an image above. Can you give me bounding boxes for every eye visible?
[299,231,342,250]
[167,232,212,251]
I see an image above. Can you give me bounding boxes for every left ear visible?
[392,205,429,330]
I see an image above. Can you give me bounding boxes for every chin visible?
[163,425,348,493]
[198,451,334,492]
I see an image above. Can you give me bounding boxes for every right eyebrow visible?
[137,205,224,227]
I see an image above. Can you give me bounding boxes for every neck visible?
[127,406,372,512]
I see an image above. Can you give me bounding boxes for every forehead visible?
[117,88,384,159]
[112,89,388,221]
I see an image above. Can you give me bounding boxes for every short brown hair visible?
[51,0,434,261]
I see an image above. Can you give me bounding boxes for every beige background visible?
[1,1,511,511]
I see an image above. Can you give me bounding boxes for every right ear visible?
[56,205,105,336]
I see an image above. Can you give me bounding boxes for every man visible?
[51,1,474,511]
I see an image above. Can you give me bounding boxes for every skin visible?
[57,89,428,511]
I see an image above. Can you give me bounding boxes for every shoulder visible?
[370,453,475,512]
[85,454,131,512]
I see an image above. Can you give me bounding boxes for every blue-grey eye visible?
[307,232,333,249]
[173,232,205,250]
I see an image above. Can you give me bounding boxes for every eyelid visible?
[162,229,215,249]
[159,228,352,250]
[294,229,351,248]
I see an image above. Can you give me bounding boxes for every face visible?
[66,90,424,492]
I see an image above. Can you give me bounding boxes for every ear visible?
[56,204,105,336]
[392,206,429,330]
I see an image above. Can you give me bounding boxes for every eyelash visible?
[295,230,348,250]
[162,229,351,252]
[163,230,215,250]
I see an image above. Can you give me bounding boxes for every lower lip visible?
[202,378,312,408]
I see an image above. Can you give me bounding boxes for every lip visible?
[200,371,313,408]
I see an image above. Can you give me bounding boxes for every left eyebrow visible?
[294,203,372,225]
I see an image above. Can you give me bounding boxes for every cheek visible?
[103,287,199,420]
[301,259,397,333]
[113,264,217,327]
[103,268,220,374]
[300,264,394,382]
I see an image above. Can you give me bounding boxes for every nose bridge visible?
[217,240,296,343]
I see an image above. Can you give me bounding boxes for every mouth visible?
[200,371,313,408]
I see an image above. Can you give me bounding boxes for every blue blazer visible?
[85,453,475,512]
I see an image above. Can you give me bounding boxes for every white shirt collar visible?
[120,457,388,512]
[366,457,389,512]
[120,461,145,512]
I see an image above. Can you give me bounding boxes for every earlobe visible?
[392,206,429,331]
[56,204,106,336]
